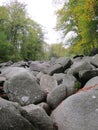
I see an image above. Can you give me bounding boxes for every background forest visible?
[0,0,98,62]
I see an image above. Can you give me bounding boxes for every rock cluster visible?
[0,54,98,130]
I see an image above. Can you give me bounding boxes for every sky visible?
[0,0,62,44]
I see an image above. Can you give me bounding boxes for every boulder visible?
[67,61,94,77]
[46,63,63,75]
[79,69,98,85]
[84,76,98,87]
[62,74,81,96]
[40,74,57,94]
[11,61,29,68]
[91,54,98,67]
[36,72,44,81]
[37,102,51,115]
[0,76,6,85]
[55,57,72,70]
[47,84,67,109]
[1,67,28,79]
[22,104,54,130]
[0,98,36,130]
[4,72,46,106]
[30,61,50,73]
[53,73,65,85]
[0,61,13,68]
[51,85,98,130]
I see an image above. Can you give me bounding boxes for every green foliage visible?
[55,0,98,56]
[49,43,67,58]
[0,0,45,62]
[74,81,81,90]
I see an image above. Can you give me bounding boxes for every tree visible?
[0,0,45,61]
[49,43,66,58]
[55,0,98,55]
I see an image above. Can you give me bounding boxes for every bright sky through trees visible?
[0,0,61,44]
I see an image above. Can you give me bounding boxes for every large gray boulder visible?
[29,61,50,73]
[53,73,65,85]
[62,74,81,96]
[47,74,81,109]
[46,63,63,75]
[0,98,36,130]
[84,76,98,87]
[91,54,98,67]
[47,84,67,109]
[55,57,72,70]
[4,72,46,106]
[37,102,51,115]
[0,61,13,68]
[1,67,28,79]
[11,61,29,68]
[51,85,98,130]
[22,104,54,130]
[79,69,98,85]
[67,61,94,76]
[40,74,57,94]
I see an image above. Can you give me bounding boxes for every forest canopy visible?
[55,0,98,56]
[0,0,45,62]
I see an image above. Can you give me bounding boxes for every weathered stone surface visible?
[40,74,57,94]
[22,104,54,130]
[0,76,6,85]
[4,72,46,106]
[55,57,72,70]
[37,102,51,115]
[0,98,36,130]
[36,72,44,81]
[30,61,50,73]
[79,69,98,85]
[1,67,28,79]
[67,61,94,76]
[51,85,98,130]
[53,73,65,85]
[46,63,63,75]
[84,76,98,87]
[47,84,67,109]
[62,74,81,96]
[11,61,29,68]
[0,61,13,68]
[91,54,98,67]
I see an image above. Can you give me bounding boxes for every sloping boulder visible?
[0,61,13,68]
[11,61,29,68]
[30,61,50,73]
[84,76,98,87]
[1,67,28,79]
[4,72,46,106]
[0,76,6,85]
[40,74,57,94]
[46,63,63,75]
[53,73,65,85]
[79,69,98,85]
[0,98,36,130]
[47,74,80,109]
[51,85,98,130]
[62,74,81,96]
[55,57,72,70]
[67,60,94,77]
[91,54,98,67]
[37,102,51,115]
[47,84,67,109]
[22,104,54,130]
